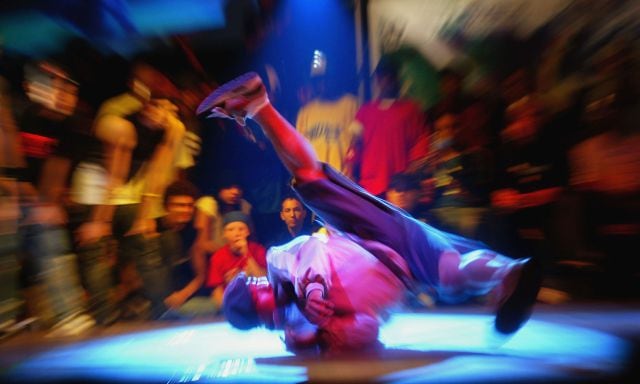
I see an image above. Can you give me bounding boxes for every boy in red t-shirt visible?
[207,211,267,309]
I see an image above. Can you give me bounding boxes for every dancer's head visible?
[223,273,277,330]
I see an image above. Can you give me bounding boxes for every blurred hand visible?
[304,289,334,326]
[229,238,248,255]
[0,179,19,197]
[125,218,158,238]
[157,99,179,114]
[164,291,188,309]
[17,182,39,203]
[141,99,180,130]
[22,203,68,226]
[223,267,241,284]
[244,255,264,277]
[199,240,217,253]
[343,147,357,179]
[76,220,112,245]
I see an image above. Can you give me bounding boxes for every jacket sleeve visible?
[293,234,333,299]
[266,235,308,289]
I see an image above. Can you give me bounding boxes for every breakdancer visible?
[197,72,541,353]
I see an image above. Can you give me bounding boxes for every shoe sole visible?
[196,72,262,115]
[494,257,543,334]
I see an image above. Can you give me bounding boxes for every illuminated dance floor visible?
[1,303,639,383]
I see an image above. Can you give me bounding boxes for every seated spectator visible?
[156,180,217,319]
[207,211,266,310]
[268,195,316,247]
[194,175,252,253]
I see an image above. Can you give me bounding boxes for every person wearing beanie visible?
[207,211,266,310]
[193,173,252,254]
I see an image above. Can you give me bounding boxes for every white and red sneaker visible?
[197,72,269,126]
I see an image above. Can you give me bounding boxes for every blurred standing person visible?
[16,61,96,333]
[96,61,199,188]
[0,66,25,333]
[77,63,198,321]
[349,57,429,196]
[78,90,185,320]
[490,68,568,272]
[568,41,640,296]
[295,70,358,175]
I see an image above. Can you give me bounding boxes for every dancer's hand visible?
[304,289,334,326]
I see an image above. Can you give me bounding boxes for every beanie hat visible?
[222,211,252,229]
[222,273,261,330]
